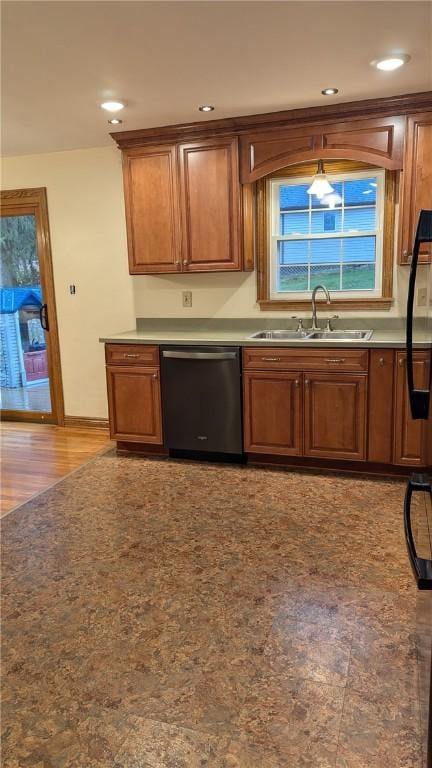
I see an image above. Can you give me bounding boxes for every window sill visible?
[258,297,393,311]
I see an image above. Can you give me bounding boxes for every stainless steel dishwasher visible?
[160,345,243,458]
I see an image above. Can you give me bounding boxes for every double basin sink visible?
[248,329,373,341]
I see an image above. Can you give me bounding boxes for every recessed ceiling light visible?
[101,101,125,112]
[108,118,122,125]
[321,88,339,96]
[198,105,214,112]
[371,54,410,71]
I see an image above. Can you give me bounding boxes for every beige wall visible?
[2,147,135,419]
[2,146,427,418]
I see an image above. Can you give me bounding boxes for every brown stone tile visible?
[337,687,421,768]
[347,621,418,703]
[236,672,344,758]
[264,616,352,687]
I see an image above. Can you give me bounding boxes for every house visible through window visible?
[269,169,385,300]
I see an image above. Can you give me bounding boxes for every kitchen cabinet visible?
[243,349,367,461]
[121,138,244,274]
[240,116,405,182]
[105,344,163,444]
[399,113,432,265]
[303,373,367,461]
[122,145,181,274]
[243,370,302,455]
[178,138,242,272]
[393,351,431,466]
[367,349,395,464]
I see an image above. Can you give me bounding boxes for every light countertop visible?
[100,328,431,349]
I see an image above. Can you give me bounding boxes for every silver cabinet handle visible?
[325,358,346,363]
[162,350,236,360]
[261,357,282,362]
[124,353,139,358]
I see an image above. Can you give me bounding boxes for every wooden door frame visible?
[1,187,65,425]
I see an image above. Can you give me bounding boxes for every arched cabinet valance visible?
[239,115,406,182]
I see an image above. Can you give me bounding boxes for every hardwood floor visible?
[0,421,112,516]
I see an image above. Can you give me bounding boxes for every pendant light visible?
[307,160,334,200]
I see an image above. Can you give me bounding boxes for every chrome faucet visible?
[311,284,331,330]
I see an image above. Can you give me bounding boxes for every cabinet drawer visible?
[243,347,368,372]
[105,344,159,367]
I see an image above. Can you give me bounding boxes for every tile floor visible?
[1,452,422,767]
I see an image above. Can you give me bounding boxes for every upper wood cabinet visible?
[121,138,244,274]
[178,138,242,272]
[239,116,405,182]
[122,145,181,274]
[398,113,432,264]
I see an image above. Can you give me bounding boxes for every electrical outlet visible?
[182,290,192,308]
[417,286,427,307]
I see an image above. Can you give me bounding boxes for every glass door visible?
[0,188,64,423]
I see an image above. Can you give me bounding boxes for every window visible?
[257,162,395,310]
[270,168,385,299]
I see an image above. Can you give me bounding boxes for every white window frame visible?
[268,168,386,301]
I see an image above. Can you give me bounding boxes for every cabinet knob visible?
[152,373,158,379]
[379,357,385,366]
[175,259,181,267]
[183,259,189,266]
[295,379,300,387]
[399,357,405,367]
[305,379,310,386]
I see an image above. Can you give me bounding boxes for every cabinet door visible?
[367,349,395,463]
[399,113,432,264]
[106,365,163,444]
[393,352,431,466]
[243,371,302,455]
[304,373,367,460]
[178,137,242,271]
[122,145,181,274]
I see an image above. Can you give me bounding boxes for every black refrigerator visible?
[403,209,432,768]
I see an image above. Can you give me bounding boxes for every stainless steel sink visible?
[247,329,374,341]
[307,330,373,341]
[247,330,313,340]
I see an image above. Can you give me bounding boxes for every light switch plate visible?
[182,291,192,308]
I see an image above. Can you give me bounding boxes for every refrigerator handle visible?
[404,475,432,590]
[406,209,432,420]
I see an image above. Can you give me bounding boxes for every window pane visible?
[311,210,342,234]
[278,240,308,265]
[342,263,375,290]
[278,265,308,292]
[310,238,341,264]
[343,177,377,206]
[310,264,341,291]
[279,184,309,211]
[343,207,376,232]
[280,211,309,235]
[343,236,376,262]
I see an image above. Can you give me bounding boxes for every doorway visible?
[0,188,64,424]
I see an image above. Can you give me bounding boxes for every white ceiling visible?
[2,1,432,156]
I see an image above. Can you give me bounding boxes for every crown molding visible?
[111,91,432,149]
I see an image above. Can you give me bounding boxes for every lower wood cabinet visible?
[393,351,431,466]
[303,373,367,461]
[106,365,163,444]
[243,371,302,455]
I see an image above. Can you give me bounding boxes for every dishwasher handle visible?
[162,350,237,360]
